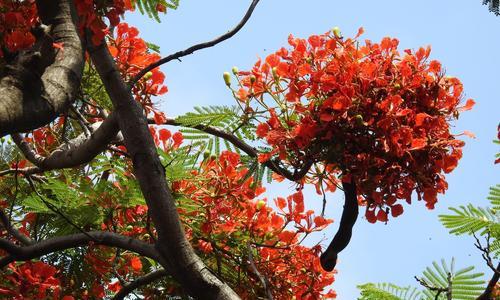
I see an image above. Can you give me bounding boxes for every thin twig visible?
[247,242,274,300]
[112,269,168,300]
[150,117,312,181]
[473,232,499,275]
[129,0,261,86]
[415,276,449,300]
[25,176,96,242]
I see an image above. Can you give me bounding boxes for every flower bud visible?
[355,114,364,125]
[256,200,266,210]
[332,26,341,38]
[223,72,231,86]
[272,67,278,79]
[232,66,239,75]
[144,71,153,80]
[250,75,256,84]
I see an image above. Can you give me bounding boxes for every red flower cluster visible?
[149,127,183,150]
[258,245,337,300]
[0,0,38,57]
[0,261,64,299]
[173,151,336,299]
[231,28,473,222]
[75,0,133,45]
[108,23,168,124]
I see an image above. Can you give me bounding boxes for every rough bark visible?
[12,112,119,170]
[0,0,84,137]
[90,44,240,300]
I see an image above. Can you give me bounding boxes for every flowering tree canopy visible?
[0,0,474,299]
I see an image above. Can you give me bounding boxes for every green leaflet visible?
[357,283,421,300]
[488,184,500,211]
[439,184,500,257]
[439,204,499,236]
[358,259,485,300]
[132,0,180,22]
[419,258,485,300]
[176,105,253,157]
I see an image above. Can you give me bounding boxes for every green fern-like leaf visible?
[177,106,250,156]
[439,204,499,236]
[419,258,485,300]
[357,283,421,300]
[176,106,240,128]
[132,0,180,22]
[488,184,500,211]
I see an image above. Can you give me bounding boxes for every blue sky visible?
[126,1,500,298]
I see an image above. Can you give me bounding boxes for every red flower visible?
[130,256,142,271]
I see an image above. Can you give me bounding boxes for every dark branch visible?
[247,242,273,300]
[473,232,499,275]
[129,0,261,86]
[0,209,32,246]
[0,231,159,268]
[113,269,168,300]
[320,181,358,271]
[150,117,312,181]
[477,262,500,300]
[415,276,450,300]
[0,0,84,137]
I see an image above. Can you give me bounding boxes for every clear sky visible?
[126,1,500,298]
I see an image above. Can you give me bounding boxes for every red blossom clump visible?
[173,151,336,299]
[108,22,168,124]
[0,261,64,299]
[0,0,38,57]
[230,28,474,222]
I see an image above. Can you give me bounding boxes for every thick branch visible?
[320,181,358,271]
[90,42,241,300]
[0,209,32,246]
[12,112,119,171]
[0,0,84,137]
[0,231,159,268]
[477,262,500,300]
[129,0,261,86]
[113,269,168,300]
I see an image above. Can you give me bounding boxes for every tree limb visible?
[477,262,500,299]
[0,231,160,268]
[89,39,241,300]
[113,269,168,300]
[12,112,119,171]
[0,209,32,246]
[320,181,358,271]
[129,0,261,87]
[0,0,84,137]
